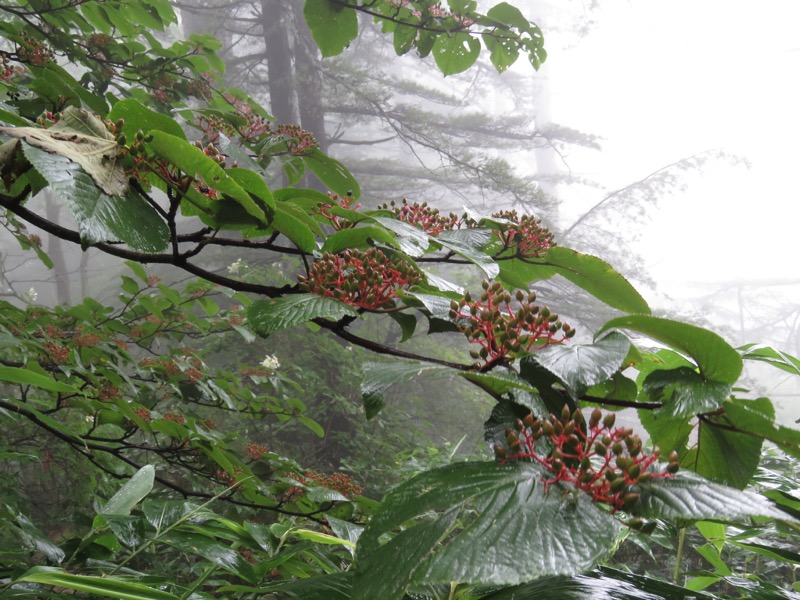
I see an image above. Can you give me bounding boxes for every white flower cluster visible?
[23,287,38,304]
[260,354,280,373]
[227,258,244,275]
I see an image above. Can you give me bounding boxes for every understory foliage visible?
[1,1,800,599]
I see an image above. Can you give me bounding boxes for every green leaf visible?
[643,367,731,419]
[480,566,721,600]
[497,258,557,289]
[294,529,356,548]
[732,541,800,564]
[17,567,181,599]
[303,148,361,197]
[432,32,481,75]
[635,471,794,522]
[597,315,743,384]
[272,202,319,252]
[484,30,520,73]
[544,248,650,315]
[368,216,430,257]
[486,2,531,30]
[692,416,763,489]
[0,365,80,393]
[709,397,800,458]
[739,343,800,375]
[248,294,357,337]
[101,465,155,516]
[638,409,692,458]
[530,332,631,394]
[354,462,620,600]
[460,367,541,399]
[303,0,358,57]
[162,531,256,582]
[148,131,267,223]
[321,226,400,254]
[108,98,186,139]
[437,229,498,279]
[393,24,418,55]
[23,146,169,252]
[361,361,450,419]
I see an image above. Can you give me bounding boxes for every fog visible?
[530,0,800,421]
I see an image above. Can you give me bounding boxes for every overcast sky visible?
[540,0,800,286]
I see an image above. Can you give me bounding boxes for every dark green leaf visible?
[393,24,418,55]
[497,258,557,289]
[354,462,619,600]
[103,515,147,548]
[272,201,321,252]
[460,367,542,399]
[481,566,721,599]
[13,514,65,564]
[531,332,630,395]
[635,471,794,522]
[24,146,169,252]
[731,541,800,564]
[162,531,256,582]
[303,0,358,57]
[643,367,731,419]
[638,409,693,458]
[597,315,743,384]
[248,294,357,337]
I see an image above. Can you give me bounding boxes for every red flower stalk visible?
[492,209,555,258]
[450,280,574,367]
[298,248,420,310]
[382,199,464,235]
[496,406,679,513]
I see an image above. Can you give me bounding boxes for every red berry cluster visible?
[497,406,679,518]
[0,55,24,82]
[286,471,362,499]
[492,209,555,258]
[16,35,54,66]
[298,248,421,310]
[450,281,574,367]
[381,199,464,235]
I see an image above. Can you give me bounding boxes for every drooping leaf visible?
[354,461,620,600]
[707,397,800,459]
[739,343,800,375]
[369,216,430,257]
[101,465,155,516]
[0,365,80,393]
[12,514,65,564]
[303,0,358,57]
[17,567,181,600]
[162,531,256,582]
[1,106,127,195]
[460,367,542,399]
[248,294,357,337]
[544,248,650,315]
[597,315,743,384]
[642,367,731,419]
[23,146,169,252]
[303,148,360,197]
[531,332,631,394]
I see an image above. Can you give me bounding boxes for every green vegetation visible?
[1,1,799,598]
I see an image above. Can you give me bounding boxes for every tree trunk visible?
[261,0,297,124]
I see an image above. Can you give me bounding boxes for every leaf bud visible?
[611,442,623,456]
[515,289,524,302]
[482,280,490,290]
[523,413,536,429]
[563,421,575,436]
[450,300,459,311]
[561,404,571,422]
[594,442,607,456]
[603,413,616,429]
[541,421,553,436]
[610,477,625,492]
[566,329,577,339]
[668,450,679,463]
[628,463,641,480]
[469,349,480,359]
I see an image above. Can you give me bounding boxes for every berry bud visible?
[603,413,616,429]
[589,408,602,428]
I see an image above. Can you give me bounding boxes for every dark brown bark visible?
[261,0,297,124]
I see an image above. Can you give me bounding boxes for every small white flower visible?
[227,258,244,275]
[261,355,280,373]
[24,287,38,303]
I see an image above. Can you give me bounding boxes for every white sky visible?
[541,0,800,285]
